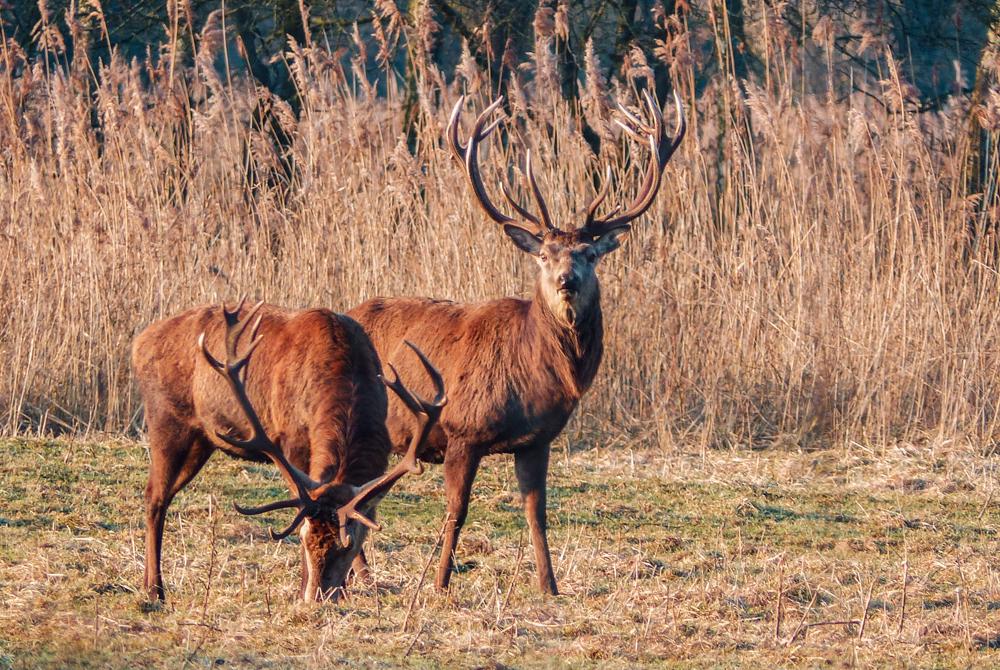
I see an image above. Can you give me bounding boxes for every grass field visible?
[1,437,997,668]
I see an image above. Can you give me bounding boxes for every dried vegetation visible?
[0,1,999,666]
[2,3,998,451]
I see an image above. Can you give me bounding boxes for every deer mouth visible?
[557,287,578,299]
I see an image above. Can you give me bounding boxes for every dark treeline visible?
[4,1,997,106]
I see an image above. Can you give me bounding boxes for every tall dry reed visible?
[1,5,999,453]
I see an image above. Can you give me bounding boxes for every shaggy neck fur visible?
[525,281,604,400]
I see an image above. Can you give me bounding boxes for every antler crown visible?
[447,90,685,240]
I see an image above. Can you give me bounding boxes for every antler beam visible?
[448,96,555,236]
[330,340,447,546]
[581,90,686,237]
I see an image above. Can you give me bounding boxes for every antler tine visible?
[499,161,552,236]
[233,495,310,541]
[615,100,651,135]
[446,95,468,164]
[221,295,247,323]
[447,96,501,161]
[471,97,506,138]
[614,118,646,141]
[584,165,613,227]
[380,363,422,416]
[401,340,447,407]
[224,300,265,381]
[499,179,542,227]
[584,89,686,234]
[525,150,555,232]
[666,88,687,156]
[233,498,302,516]
[333,343,446,546]
[199,331,226,373]
[267,508,311,541]
[480,116,503,141]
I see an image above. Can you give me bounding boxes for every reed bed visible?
[2,4,999,456]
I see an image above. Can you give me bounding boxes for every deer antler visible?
[199,298,325,540]
[581,89,685,237]
[448,96,555,236]
[201,306,444,546]
[329,340,446,547]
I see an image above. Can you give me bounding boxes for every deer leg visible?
[144,426,213,601]
[348,549,372,585]
[436,444,481,591]
[514,443,558,595]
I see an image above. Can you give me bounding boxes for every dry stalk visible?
[896,558,908,639]
[403,622,427,657]
[784,592,818,646]
[496,528,525,625]
[806,619,860,629]
[773,559,784,642]
[372,551,382,623]
[976,487,994,521]
[199,511,219,624]
[858,577,876,640]
[92,597,99,649]
[401,516,449,633]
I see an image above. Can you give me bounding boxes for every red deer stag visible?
[133,299,445,602]
[348,91,684,594]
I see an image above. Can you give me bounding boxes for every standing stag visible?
[133,299,445,602]
[348,91,684,594]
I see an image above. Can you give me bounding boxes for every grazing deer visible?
[132,299,445,602]
[348,91,684,594]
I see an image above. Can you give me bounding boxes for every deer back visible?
[348,293,599,460]
[133,304,390,485]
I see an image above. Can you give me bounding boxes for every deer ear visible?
[592,224,631,256]
[503,225,542,255]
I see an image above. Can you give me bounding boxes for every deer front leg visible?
[143,428,213,601]
[514,443,558,595]
[436,444,481,591]
[143,474,171,601]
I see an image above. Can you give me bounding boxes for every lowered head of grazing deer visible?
[347,91,684,596]
[448,91,685,330]
[134,300,444,602]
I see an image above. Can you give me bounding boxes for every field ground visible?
[0,437,998,668]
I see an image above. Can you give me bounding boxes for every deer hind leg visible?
[514,443,558,595]
[143,420,213,601]
[436,443,481,591]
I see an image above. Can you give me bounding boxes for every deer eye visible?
[585,248,597,262]
[539,252,548,262]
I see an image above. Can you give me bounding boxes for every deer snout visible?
[557,272,579,293]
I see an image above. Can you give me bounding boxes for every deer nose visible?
[557,273,578,291]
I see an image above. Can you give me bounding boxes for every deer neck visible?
[526,281,604,397]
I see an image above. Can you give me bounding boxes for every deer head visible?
[198,300,446,601]
[448,92,685,325]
